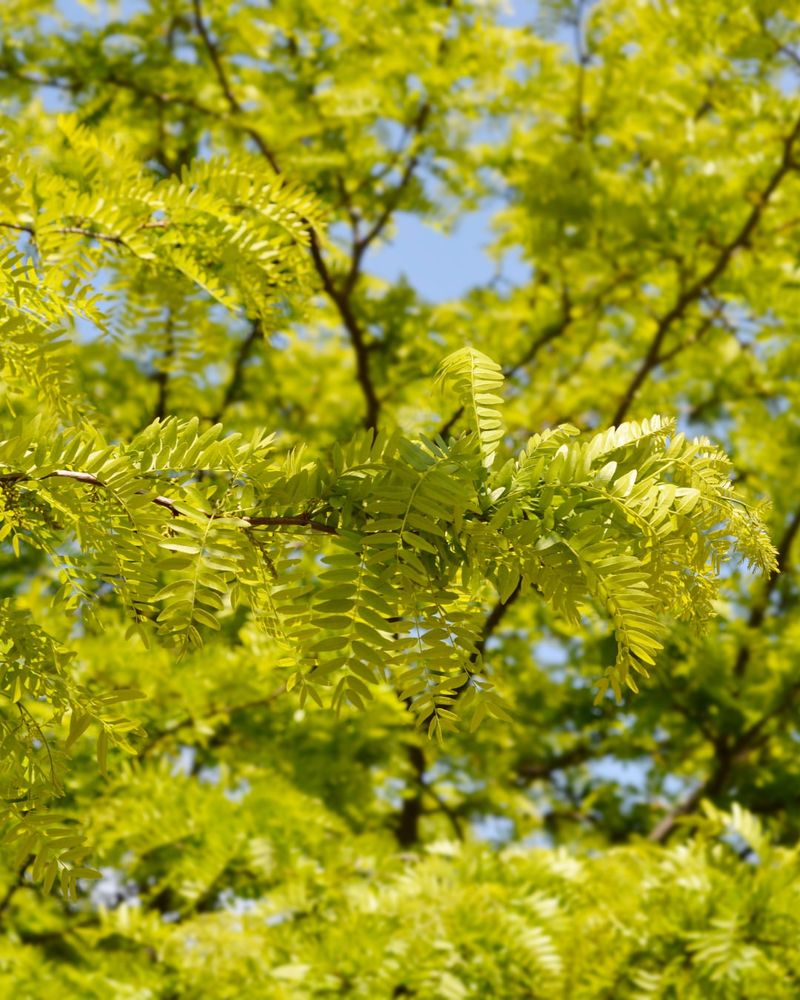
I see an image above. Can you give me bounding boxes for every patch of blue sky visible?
[587,754,650,794]
[472,813,516,845]
[367,207,531,303]
[56,0,147,25]
[87,865,141,908]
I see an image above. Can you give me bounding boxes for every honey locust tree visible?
[0,0,800,996]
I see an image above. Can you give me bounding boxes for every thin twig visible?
[151,312,175,423]
[613,110,800,426]
[0,858,32,926]
[308,230,381,429]
[0,469,338,535]
[191,0,280,171]
[139,683,287,757]
[207,320,262,424]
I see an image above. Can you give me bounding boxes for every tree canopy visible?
[1,0,800,996]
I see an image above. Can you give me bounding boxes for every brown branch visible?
[422,783,464,841]
[342,0,455,263]
[337,102,430,301]
[757,16,800,72]
[394,743,426,847]
[139,684,287,758]
[191,0,280,171]
[0,469,338,535]
[451,581,523,703]
[474,581,522,662]
[0,68,73,90]
[2,221,153,257]
[304,106,434,429]
[2,63,234,134]
[437,404,465,440]
[0,857,32,926]
[51,226,131,246]
[75,3,384,431]
[207,320,262,424]
[319,39,449,419]
[309,230,381,429]
[612,110,800,426]
[736,675,800,756]
[571,0,591,138]
[0,880,22,922]
[151,495,337,533]
[191,0,240,112]
[649,298,725,368]
[242,514,337,534]
[505,314,573,380]
[517,743,594,781]
[0,222,34,236]
[355,103,430,258]
[151,312,175,423]
[353,126,418,196]
[188,12,383,434]
[647,760,731,844]
[102,70,227,120]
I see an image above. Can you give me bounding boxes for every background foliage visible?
[1,0,800,995]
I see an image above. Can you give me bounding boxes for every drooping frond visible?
[0,355,774,758]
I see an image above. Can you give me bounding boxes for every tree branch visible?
[1,221,133,250]
[151,312,175,423]
[612,110,800,426]
[139,684,287,758]
[74,5,386,431]
[474,581,522,662]
[0,469,338,535]
[353,103,430,259]
[208,320,262,424]
[394,743,426,848]
[516,743,594,781]
[191,0,280,171]
[308,230,381,429]
[422,782,464,841]
[0,858,32,926]
[451,581,523,703]
[648,745,735,844]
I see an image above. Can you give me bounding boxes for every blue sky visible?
[368,209,530,301]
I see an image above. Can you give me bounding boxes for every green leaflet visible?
[435,347,506,468]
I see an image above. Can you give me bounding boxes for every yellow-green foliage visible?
[0,0,798,996]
